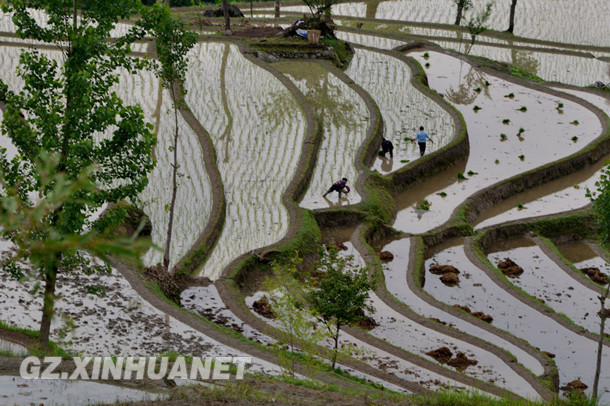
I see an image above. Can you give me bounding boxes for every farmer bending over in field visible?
[380,138,394,158]
[411,126,433,156]
[323,177,350,199]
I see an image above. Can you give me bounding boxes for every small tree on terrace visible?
[464,1,494,54]
[0,0,156,350]
[587,166,610,398]
[138,3,197,271]
[307,247,376,370]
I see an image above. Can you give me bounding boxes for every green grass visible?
[519,106,527,112]
[506,93,515,98]
[437,191,447,197]
[571,120,580,125]
[457,172,467,180]
[519,154,525,160]
[518,127,525,134]
[500,133,507,140]
[411,389,597,406]
[502,118,510,124]
[473,105,481,111]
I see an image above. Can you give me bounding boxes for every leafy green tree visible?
[137,3,197,271]
[265,254,332,378]
[0,0,156,349]
[452,0,472,25]
[306,247,376,369]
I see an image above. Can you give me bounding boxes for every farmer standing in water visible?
[411,126,433,156]
[323,177,350,199]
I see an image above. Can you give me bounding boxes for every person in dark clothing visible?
[380,138,394,158]
[323,177,350,199]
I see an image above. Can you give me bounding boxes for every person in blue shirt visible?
[323,177,350,199]
[411,126,433,156]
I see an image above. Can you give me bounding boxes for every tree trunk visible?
[39,264,57,350]
[593,285,609,398]
[507,0,517,33]
[163,85,180,271]
[454,2,464,25]
[222,0,230,31]
[274,0,280,19]
[331,322,340,369]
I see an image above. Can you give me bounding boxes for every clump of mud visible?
[425,347,478,371]
[430,264,460,286]
[447,352,478,371]
[430,318,447,326]
[453,304,472,313]
[378,251,394,261]
[471,311,493,324]
[580,267,609,285]
[542,351,556,359]
[452,305,493,323]
[426,346,453,363]
[440,272,460,286]
[497,258,524,277]
[253,296,275,319]
[326,242,348,251]
[429,265,460,275]
[561,379,588,394]
[355,315,379,330]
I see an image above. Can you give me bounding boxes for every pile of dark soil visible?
[425,347,478,371]
[561,379,588,394]
[447,352,478,371]
[429,265,460,275]
[355,315,379,330]
[440,272,460,286]
[453,304,472,313]
[497,258,524,277]
[430,264,460,286]
[426,346,453,363]
[580,267,609,284]
[378,251,394,261]
[471,311,493,324]
[253,296,275,319]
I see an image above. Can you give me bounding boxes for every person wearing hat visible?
[323,177,350,199]
[411,126,433,156]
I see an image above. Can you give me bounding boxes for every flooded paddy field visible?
[1,2,610,404]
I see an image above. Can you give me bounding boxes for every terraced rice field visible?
[0,2,609,405]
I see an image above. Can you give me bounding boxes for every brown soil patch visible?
[440,272,460,286]
[355,315,379,330]
[378,251,394,261]
[430,318,447,326]
[497,258,524,277]
[429,264,460,275]
[447,352,478,371]
[452,304,472,313]
[580,267,609,285]
[561,379,588,394]
[471,311,493,324]
[426,346,453,363]
[232,26,285,38]
[326,242,348,251]
[425,348,478,371]
[253,296,275,319]
[542,351,556,359]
